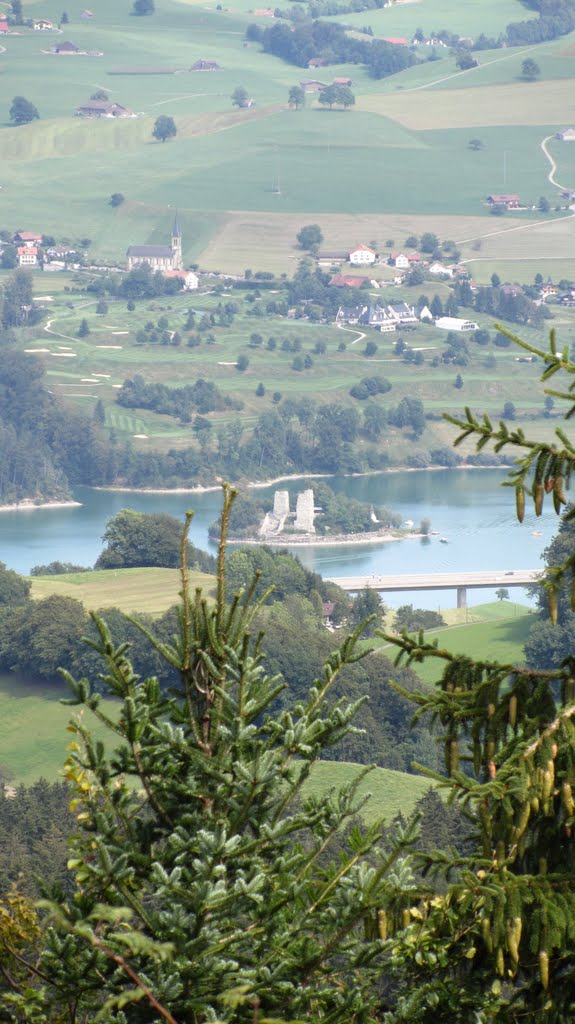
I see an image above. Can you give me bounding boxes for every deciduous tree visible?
[9,96,40,126]
[152,114,176,142]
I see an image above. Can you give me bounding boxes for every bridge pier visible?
[457,586,467,609]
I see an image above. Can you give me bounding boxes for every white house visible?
[387,302,417,324]
[556,128,575,142]
[349,244,377,266]
[428,261,453,277]
[17,246,38,267]
[393,253,409,269]
[419,305,433,321]
[435,316,478,331]
[164,269,199,290]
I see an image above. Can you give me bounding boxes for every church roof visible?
[127,245,174,258]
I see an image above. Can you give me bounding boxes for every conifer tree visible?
[380,327,575,1023]
[1,485,416,1022]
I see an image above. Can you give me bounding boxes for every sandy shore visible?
[228,531,424,548]
[95,464,509,498]
[0,500,82,514]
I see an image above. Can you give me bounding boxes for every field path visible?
[402,43,543,94]
[44,302,96,343]
[540,134,573,192]
[337,324,366,345]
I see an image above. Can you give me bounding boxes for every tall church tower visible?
[171,212,183,270]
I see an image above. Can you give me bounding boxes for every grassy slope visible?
[0,0,570,270]
[30,567,216,615]
[407,601,536,687]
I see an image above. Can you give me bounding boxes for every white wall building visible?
[435,316,478,331]
[349,244,377,265]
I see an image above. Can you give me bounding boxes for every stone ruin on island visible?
[259,488,316,537]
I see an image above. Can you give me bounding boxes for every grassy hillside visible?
[30,567,216,615]
[0,672,431,817]
[406,601,536,687]
[0,0,570,270]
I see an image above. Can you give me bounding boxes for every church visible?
[126,216,183,272]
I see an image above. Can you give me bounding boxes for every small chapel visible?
[126,215,183,272]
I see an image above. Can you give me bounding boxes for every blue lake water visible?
[0,470,556,609]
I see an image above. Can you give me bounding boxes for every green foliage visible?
[393,605,445,633]
[379,328,575,1021]
[0,562,30,608]
[8,488,417,1023]
[296,223,323,251]
[95,508,217,572]
[9,96,39,126]
[152,114,176,142]
[132,0,154,14]
[0,595,86,680]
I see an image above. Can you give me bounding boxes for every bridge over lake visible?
[327,570,541,608]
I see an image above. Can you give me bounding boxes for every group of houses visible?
[299,76,352,93]
[335,302,479,334]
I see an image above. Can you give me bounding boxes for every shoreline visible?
[92,463,510,498]
[0,463,510,514]
[0,500,82,514]
[227,531,424,548]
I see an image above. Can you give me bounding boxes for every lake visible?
[0,470,556,609]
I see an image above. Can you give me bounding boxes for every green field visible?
[0,671,432,817]
[0,0,571,266]
[304,760,432,824]
[17,275,573,460]
[30,567,216,614]
[407,601,536,687]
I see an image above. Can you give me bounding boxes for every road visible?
[327,570,540,593]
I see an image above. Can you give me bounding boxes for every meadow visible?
[17,277,571,462]
[30,566,216,614]
[0,662,431,816]
[408,601,536,687]
[0,0,572,272]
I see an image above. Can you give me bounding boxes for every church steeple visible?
[171,211,183,270]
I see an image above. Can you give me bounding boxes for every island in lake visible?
[214,484,425,547]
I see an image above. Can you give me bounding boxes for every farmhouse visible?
[253,8,274,14]
[163,270,199,290]
[383,36,408,45]
[556,128,575,142]
[33,19,54,29]
[317,249,349,261]
[434,316,478,331]
[13,231,42,246]
[0,21,8,32]
[387,302,417,324]
[190,59,221,71]
[428,261,453,276]
[17,247,38,267]
[126,216,183,272]
[51,40,81,53]
[349,244,377,265]
[392,253,409,269]
[333,77,352,86]
[308,57,328,68]
[76,100,134,118]
[300,79,327,93]
[329,274,365,288]
[81,9,94,17]
[487,194,521,209]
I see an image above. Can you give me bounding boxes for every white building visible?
[349,244,377,265]
[435,316,478,331]
[428,261,453,277]
[17,246,38,267]
[393,253,409,269]
[556,128,575,142]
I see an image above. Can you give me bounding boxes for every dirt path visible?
[337,323,366,346]
[403,43,543,94]
[44,302,96,343]
[540,134,573,193]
